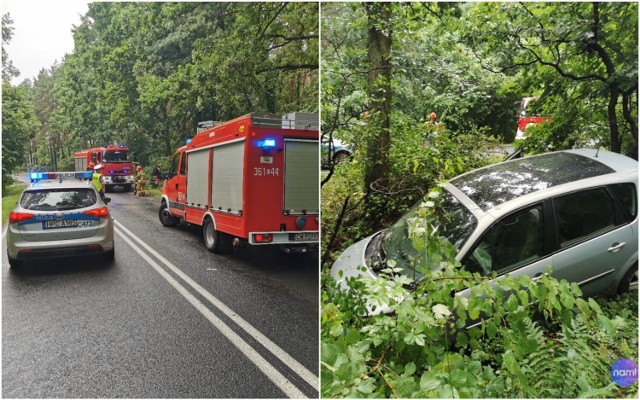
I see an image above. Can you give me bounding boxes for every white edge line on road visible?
[114,228,306,399]
[114,219,318,388]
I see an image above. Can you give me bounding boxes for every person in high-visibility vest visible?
[91,164,105,199]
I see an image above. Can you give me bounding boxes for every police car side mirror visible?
[104,197,111,204]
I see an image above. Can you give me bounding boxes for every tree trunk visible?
[364,3,392,192]
[607,86,621,154]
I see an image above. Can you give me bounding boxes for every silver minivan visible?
[330,149,638,309]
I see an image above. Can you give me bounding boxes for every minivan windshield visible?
[381,190,476,277]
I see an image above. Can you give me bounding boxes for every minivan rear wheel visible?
[618,263,638,294]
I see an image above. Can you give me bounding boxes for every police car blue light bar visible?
[30,171,94,182]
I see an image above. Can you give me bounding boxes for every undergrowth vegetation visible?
[322,175,638,398]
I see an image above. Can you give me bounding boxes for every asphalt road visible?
[2,186,319,398]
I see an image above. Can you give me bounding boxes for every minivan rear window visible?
[21,189,97,211]
[450,152,614,211]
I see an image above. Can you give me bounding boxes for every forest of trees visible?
[2,2,318,188]
[321,1,638,258]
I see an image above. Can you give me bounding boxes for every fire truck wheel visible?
[159,201,179,227]
[203,218,223,253]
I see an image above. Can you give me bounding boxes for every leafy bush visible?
[321,116,502,265]
[321,197,638,398]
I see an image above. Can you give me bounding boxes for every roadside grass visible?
[2,183,26,224]
[145,187,162,199]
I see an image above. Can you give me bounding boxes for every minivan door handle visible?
[608,242,626,253]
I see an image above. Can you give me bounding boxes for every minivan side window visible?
[464,205,544,276]
[608,183,637,220]
[553,187,621,249]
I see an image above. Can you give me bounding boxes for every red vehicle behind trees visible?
[74,145,136,192]
[159,113,319,254]
[515,96,551,140]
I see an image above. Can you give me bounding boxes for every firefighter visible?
[135,165,147,197]
[424,112,443,131]
[91,164,105,200]
[422,112,445,147]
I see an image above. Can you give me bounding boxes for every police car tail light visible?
[83,207,110,219]
[254,233,273,243]
[9,211,35,224]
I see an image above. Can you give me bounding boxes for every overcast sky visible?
[3,0,90,85]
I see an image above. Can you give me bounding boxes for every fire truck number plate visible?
[291,232,319,241]
[253,167,279,177]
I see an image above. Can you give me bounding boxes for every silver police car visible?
[331,149,638,310]
[7,172,115,268]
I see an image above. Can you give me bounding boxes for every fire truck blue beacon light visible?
[257,138,277,149]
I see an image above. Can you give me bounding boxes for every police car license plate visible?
[291,232,318,241]
[43,220,77,229]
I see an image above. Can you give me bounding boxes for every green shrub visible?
[322,196,638,398]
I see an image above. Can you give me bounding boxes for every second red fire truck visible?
[159,112,319,254]
[74,145,136,192]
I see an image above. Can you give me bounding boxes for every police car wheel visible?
[104,248,115,261]
[8,256,22,269]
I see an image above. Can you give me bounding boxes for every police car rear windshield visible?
[21,189,98,211]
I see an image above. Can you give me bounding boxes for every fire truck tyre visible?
[159,201,179,227]
[203,218,223,253]
[125,184,133,192]
[8,255,22,269]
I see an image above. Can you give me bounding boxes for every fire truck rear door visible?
[283,139,319,214]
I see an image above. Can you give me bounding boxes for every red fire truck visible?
[515,96,550,140]
[159,112,319,254]
[74,145,136,192]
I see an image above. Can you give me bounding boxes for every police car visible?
[6,171,115,268]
